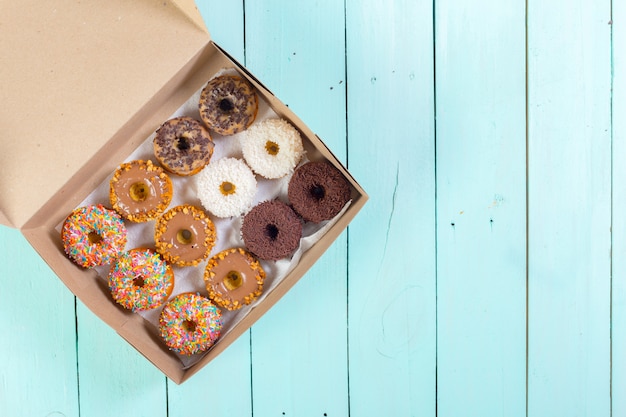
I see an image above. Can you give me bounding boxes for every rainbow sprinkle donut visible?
[159,293,223,355]
[61,204,127,268]
[108,248,175,312]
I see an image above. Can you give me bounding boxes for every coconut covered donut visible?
[108,248,174,312]
[288,161,351,223]
[159,293,223,355]
[61,204,127,268]
[199,74,258,136]
[109,159,173,222]
[204,248,265,310]
[154,205,216,267]
[153,117,214,176]
[195,157,257,218]
[241,200,302,261]
[241,118,304,179]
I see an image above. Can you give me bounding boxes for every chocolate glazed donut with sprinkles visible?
[199,74,258,136]
[61,204,127,268]
[153,116,214,176]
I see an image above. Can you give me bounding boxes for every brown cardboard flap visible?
[0,0,209,229]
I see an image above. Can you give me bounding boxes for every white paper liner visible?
[56,67,351,368]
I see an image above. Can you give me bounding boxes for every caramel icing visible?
[155,205,216,267]
[110,160,172,222]
[204,248,265,310]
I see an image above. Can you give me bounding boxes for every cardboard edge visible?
[0,209,12,229]
[19,40,369,384]
[169,0,209,35]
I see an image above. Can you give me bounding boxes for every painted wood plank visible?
[527,0,612,415]
[76,301,167,417]
[243,1,350,416]
[167,2,253,415]
[345,0,436,415]
[434,0,527,415]
[612,1,625,415]
[0,227,79,416]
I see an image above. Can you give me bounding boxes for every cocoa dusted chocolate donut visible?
[288,161,351,223]
[199,74,258,136]
[241,200,302,261]
[153,116,214,176]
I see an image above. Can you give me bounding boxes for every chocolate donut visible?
[109,159,173,222]
[154,205,216,267]
[153,117,214,176]
[288,161,351,223]
[241,200,302,261]
[199,75,258,136]
[204,248,265,310]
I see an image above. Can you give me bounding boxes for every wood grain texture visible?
[527,0,612,415]
[346,0,436,415]
[167,2,254,416]
[612,0,625,415]
[435,0,527,415]
[1,1,623,415]
[0,228,79,417]
[243,1,350,416]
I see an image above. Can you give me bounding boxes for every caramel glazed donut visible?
[154,205,217,267]
[109,159,173,222]
[204,248,266,310]
[199,74,259,136]
[153,116,214,176]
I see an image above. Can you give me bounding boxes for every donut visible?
[108,248,175,312]
[288,161,352,223]
[153,116,214,176]
[198,74,258,136]
[241,200,302,261]
[159,293,223,355]
[61,204,127,268]
[195,157,257,218]
[109,160,173,222]
[154,205,216,267]
[241,118,304,179]
[204,248,266,310]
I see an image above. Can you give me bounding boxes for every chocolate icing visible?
[288,161,351,223]
[241,200,302,261]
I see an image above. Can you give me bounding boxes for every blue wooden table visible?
[1,0,623,416]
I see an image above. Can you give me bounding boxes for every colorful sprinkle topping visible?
[159,293,223,355]
[108,248,174,312]
[61,204,127,268]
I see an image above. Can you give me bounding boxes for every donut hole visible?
[265,140,280,156]
[133,275,145,288]
[182,319,197,333]
[175,136,191,152]
[129,181,150,202]
[176,229,194,245]
[87,231,103,245]
[223,270,243,291]
[265,224,279,241]
[219,98,235,112]
[309,184,326,201]
[219,181,237,196]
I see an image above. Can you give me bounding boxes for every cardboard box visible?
[0,0,367,384]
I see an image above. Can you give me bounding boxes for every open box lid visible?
[0,0,209,229]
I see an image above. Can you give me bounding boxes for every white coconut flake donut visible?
[196,157,257,218]
[240,118,304,179]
